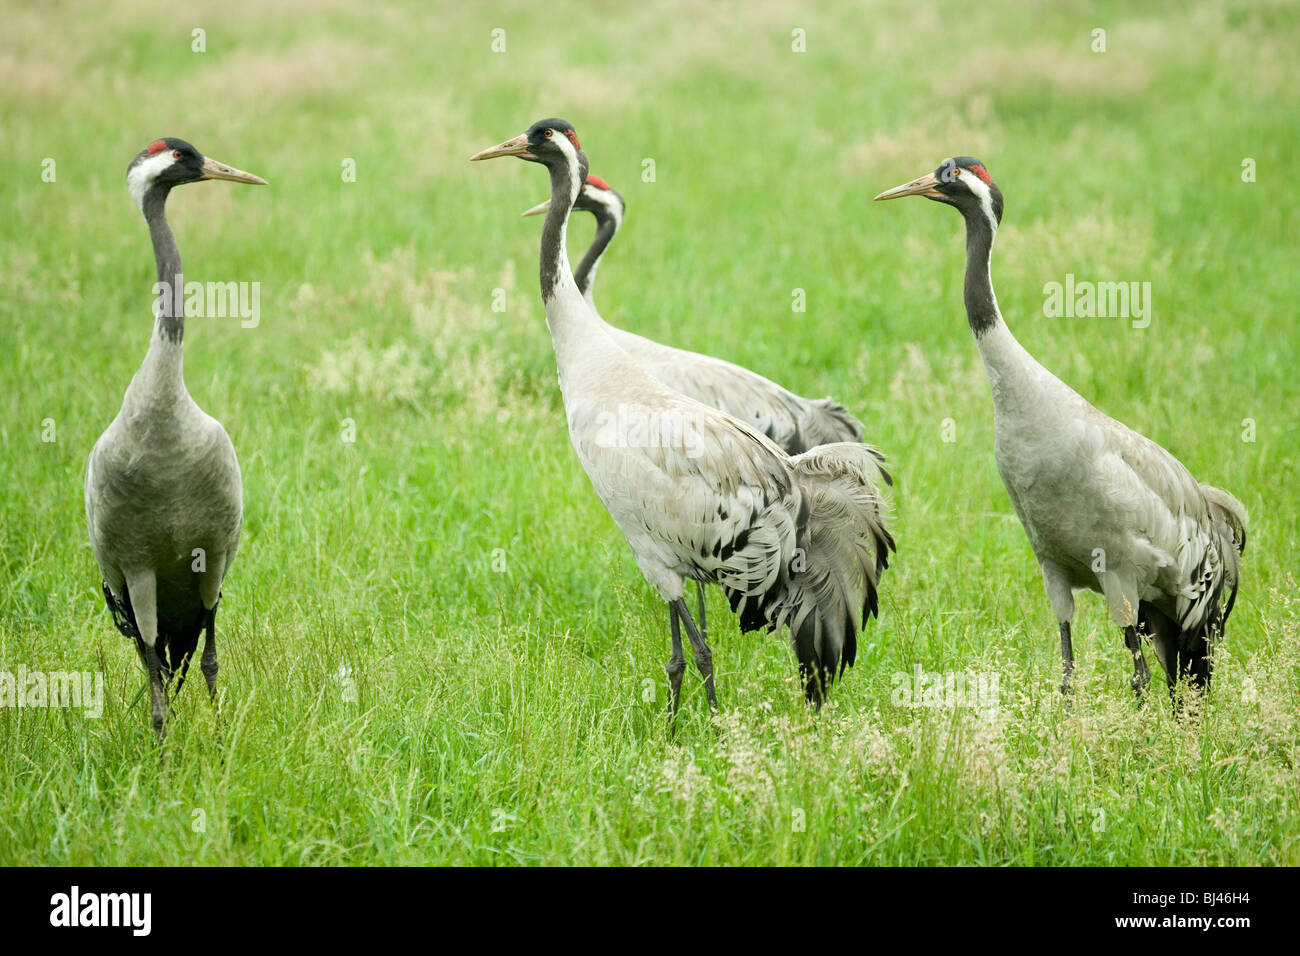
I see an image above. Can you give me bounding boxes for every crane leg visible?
[1123,626,1150,699]
[201,606,220,704]
[666,603,686,717]
[173,650,194,697]
[1059,621,1074,694]
[673,598,718,712]
[125,570,167,740]
[144,643,168,741]
[695,582,708,644]
[201,607,225,748]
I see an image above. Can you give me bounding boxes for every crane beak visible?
[520,199,550,217]
[873,172,943,201]
[470,134,535,162]
[200,156,268,185]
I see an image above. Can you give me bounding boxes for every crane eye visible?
[543,129,553,138]
[172,150,183,160]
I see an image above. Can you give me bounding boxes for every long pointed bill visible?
[520,199,550,217]
[873,172,943,201]
[470,133,534,162]
[200,156,268,185]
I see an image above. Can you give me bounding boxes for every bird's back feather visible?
[604,325,865,455]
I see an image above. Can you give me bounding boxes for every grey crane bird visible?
[877,157,1246,699]
[473,120,894,711]
[521,174,890,645]
[85,137,266,738]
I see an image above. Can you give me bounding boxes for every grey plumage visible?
[476,121,893,707]
[877,157,1246,697]
[86,138,264,737]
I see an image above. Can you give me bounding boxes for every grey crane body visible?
[86,138,265,736]
[878,158,1246,696]
[527,180,867,455]
[475,121,893,707]
[86,374,242,662]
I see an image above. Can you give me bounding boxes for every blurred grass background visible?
[0,0,1297,864]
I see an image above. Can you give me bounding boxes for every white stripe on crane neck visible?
[127,151,177,210]
[584,185,623,229]
[543,132,586,301]
[551,132,583,208]
[958,168,999,236]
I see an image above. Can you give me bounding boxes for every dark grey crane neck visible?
[539,152,588,302]
[962,211,1000,338]
[574,213,617,297]
[539,162,571,301]
[143,185,184,344]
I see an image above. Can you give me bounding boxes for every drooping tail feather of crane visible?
[876,157,1246,699]
[84,138,266,738]
[474,119,894,709]
[725,442,894,679]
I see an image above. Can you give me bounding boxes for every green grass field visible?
[2,0,1297,865]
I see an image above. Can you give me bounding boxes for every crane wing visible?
[567,393,799,602]
[605,326,864,453]
[1082,408,1244,632]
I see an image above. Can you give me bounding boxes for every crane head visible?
[520,175,625,228]
[874,157,1003,231]
[126,138,267,209]
[470,118,589,187]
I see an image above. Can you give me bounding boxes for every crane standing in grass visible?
[85,138,266,738]
[473,119,893,711]
[522,174,889,643]
[876,157,1246,698]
